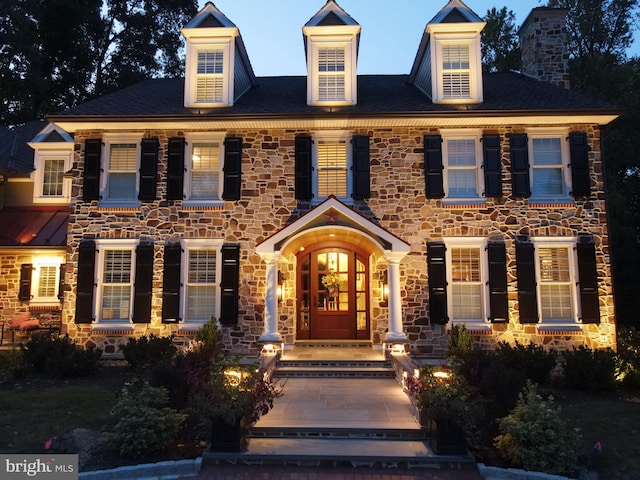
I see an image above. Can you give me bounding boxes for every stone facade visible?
[62,124,615,357]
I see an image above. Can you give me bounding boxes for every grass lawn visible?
[556,389,640,480]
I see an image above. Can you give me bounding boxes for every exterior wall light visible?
[277,270,284,303]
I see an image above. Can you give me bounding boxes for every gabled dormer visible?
[409,0,485,104]
[303,0,361,106]
[181,2,256,108]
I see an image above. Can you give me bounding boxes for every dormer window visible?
[409,0,485,104]
[303,1,360,106]
[181,2,256,108]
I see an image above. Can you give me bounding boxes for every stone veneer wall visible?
[63,125,615,356]
[0,253,33,322]
[519,8,570,89]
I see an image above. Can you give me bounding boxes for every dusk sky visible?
[199,0,640,77]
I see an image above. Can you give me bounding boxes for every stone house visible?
[3,0,620,356]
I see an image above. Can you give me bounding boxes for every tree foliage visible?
[481,7,521,73]
[0,0,197,125]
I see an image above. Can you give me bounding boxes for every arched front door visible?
[297,245,369,340]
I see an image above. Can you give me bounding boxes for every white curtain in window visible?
[451,248,482,320]
[186,250,217,322]
[538,247,573,321]
[101,250,132,321]
[191,143,220,199]
[196,51,224,102]
[442,45,470,99]
[318,47,346,101]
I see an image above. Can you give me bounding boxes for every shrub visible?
[494,341,557,385]
[616,326,640,390]
[562,346,617,392]
[108,382,186,458]
[479,362,527,418]
[448,324,477,364]
[120,334,177,372]
[20,334,102,377]
[494,381,582,476]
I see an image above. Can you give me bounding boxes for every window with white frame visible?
[443,133,482,200]
[31,257,64,304]
[101,137,140,203]
[196,50,225,103]
[446,239,488,324]
[31,150,72,203]
[185,133,224,202]
[442,44,470,99]
[95,240,137,323]
[182,240,223,323]
[305,35,357,106]
[529,130,570,200]
[318,47,346,102]
[314,133,351,199]
[183,36,233,108]
[534,239,577,323]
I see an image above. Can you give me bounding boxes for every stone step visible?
[249,426,427,440]
[277,359,390,368]
[274,365,395,378]
[203,437,475,469]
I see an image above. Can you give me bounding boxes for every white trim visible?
[441,129,483,201]
[99,134,142,206]
[183,132,225,204]
[30,147,73,204]
[527,127,572,202]
[30,255,65,305]
[94,239,139,325]
[531,236,580,325]
[443,237,490,328]
[180,239,225,324]
[184,36,235,108]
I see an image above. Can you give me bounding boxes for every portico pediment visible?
[256,196,410,257]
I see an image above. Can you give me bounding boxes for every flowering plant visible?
[321,272,341,292]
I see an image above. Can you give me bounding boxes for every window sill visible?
[91,325,135,335]
[529,199,575,209]
[442,200,486,209]
[536,325,583,335]
[182,202,225,211]
[177,324,204,335]
[97,203,140,212]
[449,322,492,335]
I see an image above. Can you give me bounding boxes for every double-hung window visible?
[101,136,140,204]
[529,129,570,201]
[95,240,137,323]
[315,138,349,198]
[442,44,470,100]
[185,133,224,202]
[443,131,482,200]
[31,150,72,204]
[318,47,346,102]
[445,238,488,326]
[534,238,577,323]
[196,50,224,103]
[182,239,223,324]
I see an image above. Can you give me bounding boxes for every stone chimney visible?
[518,8,570,89]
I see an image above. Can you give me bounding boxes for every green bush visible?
[563,346,617,392]
[494,381,582,476]
[108,382,186,458]
[480,362,527,418]
[448,324,477,364]
[20,334,102,377]
[120,334,177,372]
[494,341,557,385]
[617,326,640,390]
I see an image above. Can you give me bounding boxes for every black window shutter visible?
[487,242,508,322]
[222,137,243,200]
[510,133,531,198]
[138,137,159,201]
[58,264,65,302]
[576,237,600,324]
[83,139,102,202]
[569,131,591,198]
[483,134,503,197]
[162,244,182,323]
[295,135,313,200]
[167,137,185,201]
[515,239,538,323]
[75,240,96,323]
[219,245,240,325]
[427,242,448,324]
[18,264,33,302]
[424,135,444,199]
[351,135,370,200]
[132,243,154,323]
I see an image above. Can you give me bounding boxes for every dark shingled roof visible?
[52,73,617,119]
[0,120,47,175]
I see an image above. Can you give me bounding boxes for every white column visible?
[384,252,409,343]
[258,252,283,343]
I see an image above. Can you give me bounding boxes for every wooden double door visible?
[296,245,370,340]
